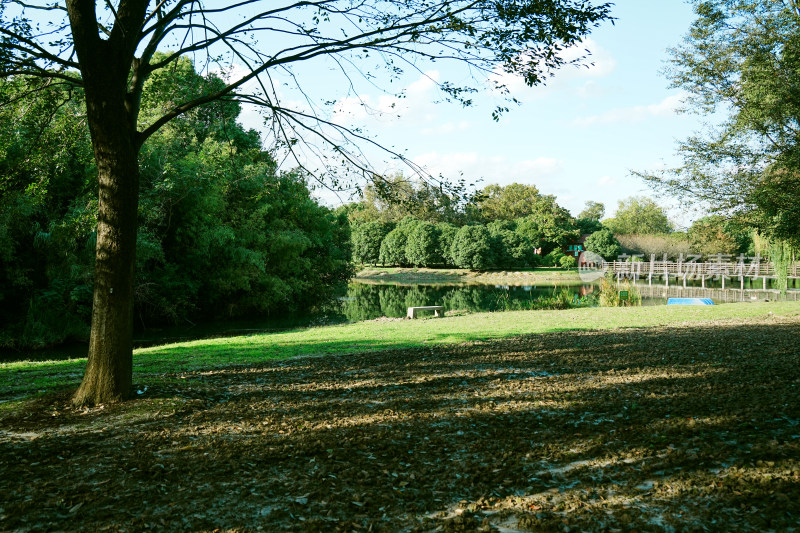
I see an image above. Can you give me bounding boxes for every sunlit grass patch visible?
[1,301,798,401]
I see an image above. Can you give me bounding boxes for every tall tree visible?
[1,0,612,404]
[473,183,543,221]
[687,215,749,256]
[514,194,579,254]
[603,196,673,235]
[0,63,351,347]
[583,228,620,259]
[639,0,800,247]
[578,200,605,221]
[349,173,468,225]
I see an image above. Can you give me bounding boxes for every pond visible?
[339,279,800,322]
[5,278,798,362]
[340,282,596,321]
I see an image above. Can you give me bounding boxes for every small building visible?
[563,234,590,258]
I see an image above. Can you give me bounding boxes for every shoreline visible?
[354,266,584,285]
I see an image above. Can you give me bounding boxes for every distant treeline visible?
[342,179,618,269]
[341,180,760,269]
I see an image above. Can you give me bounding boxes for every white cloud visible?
[420,120,471,136]
[412,152,563,187]
[597,175,618,187]
[332,71,440,125]
[573,93,686,127]
[488,38,617,100]
[575,80,608,99]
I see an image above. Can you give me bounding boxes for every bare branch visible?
[0,27,81,70]
[8,1,67,12]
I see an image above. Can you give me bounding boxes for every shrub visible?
[451,225,493,269]
[405,222,441,267]
[488,226,535,269]
[378,227,409,266]
[559,255,577,270]
[542,248,565,267]
[351,221,391,265]
[583,228,621,260]
[436,222,459,266]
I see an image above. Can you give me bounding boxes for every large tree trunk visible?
[66,0,149,406]
[72,86,140,406]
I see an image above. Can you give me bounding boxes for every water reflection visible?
[341,280,800,321]
[341,283,596,322]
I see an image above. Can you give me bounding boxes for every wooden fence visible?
[605,260,800,277]
[601,260,800,289]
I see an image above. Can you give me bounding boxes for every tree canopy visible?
[687,215,749,256]
[639,0,800,248]
[602,196,673,236]
[578,201,605,221]
[2,0,613,177]
[583,228,620,260]
[474,183,543,221]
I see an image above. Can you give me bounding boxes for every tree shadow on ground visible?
[1,319,799,531]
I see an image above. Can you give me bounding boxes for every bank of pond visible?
[6,278,799,364]
[340,280,800,320]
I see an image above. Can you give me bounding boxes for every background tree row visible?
[347,181,622,269]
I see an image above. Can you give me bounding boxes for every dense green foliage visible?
[487,221,537,269]
[515,197,581,255]
[378,217,422,267]
[405,222,442,267]
[349,175,469,226]
[351,221,391,265]
[602,196,673,235]
[0,65,352,348]
[473,183,544,221]
[583,229,622,260]
[450,225,493,269]
[348,182,759,266]
[576,217,604,235]
[578,201,605,221]
[347,182,588,269]
[541,248,567,267]
[0,78,97,347]
[687,216,749,256]
[558,255,577,270]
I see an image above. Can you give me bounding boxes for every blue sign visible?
[667,298,715,306]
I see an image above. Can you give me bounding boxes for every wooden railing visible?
[603,260,800,279]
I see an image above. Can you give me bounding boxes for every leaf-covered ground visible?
[1,315,799,532]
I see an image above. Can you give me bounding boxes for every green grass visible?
[1,301,798,399]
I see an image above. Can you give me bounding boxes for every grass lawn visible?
[1,302,799,531]
[2,302,799,399]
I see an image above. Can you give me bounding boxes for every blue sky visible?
[174,1,707,226]
[239,1,707,226]
[8,1,705,225]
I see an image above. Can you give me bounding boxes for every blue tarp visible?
[667,298,715,306]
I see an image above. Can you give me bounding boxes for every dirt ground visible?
[1,315,799,532]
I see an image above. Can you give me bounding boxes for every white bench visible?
[407,305,444,319]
